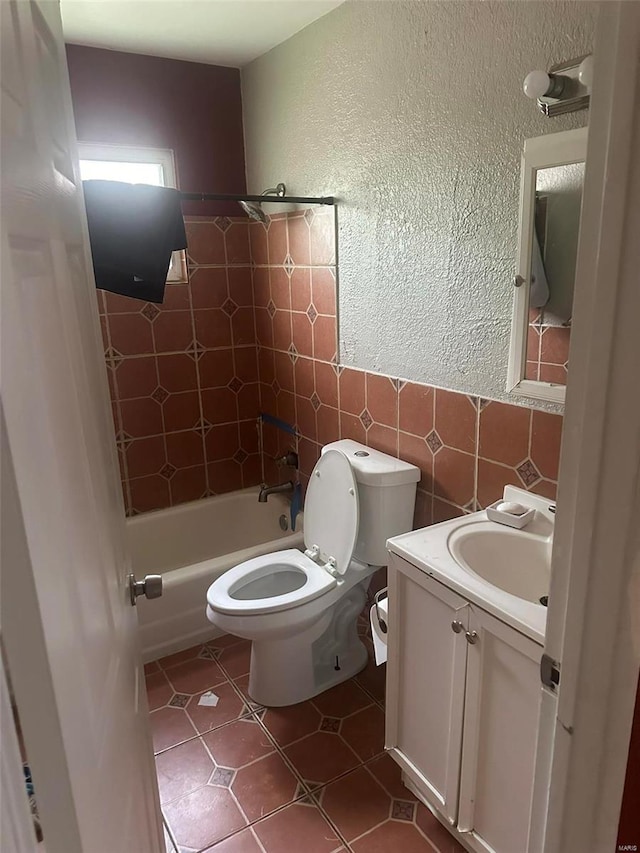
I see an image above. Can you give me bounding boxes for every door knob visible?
[128,573,163,606]
[465,631,478,644]
[451,620,464,633]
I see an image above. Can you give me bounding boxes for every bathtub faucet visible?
[275,451,298,469]
[258,481,294,503]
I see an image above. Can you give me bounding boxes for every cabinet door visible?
[458,606,543,853]
[386,554,469,824]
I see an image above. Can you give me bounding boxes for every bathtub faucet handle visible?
[275,451,299,469]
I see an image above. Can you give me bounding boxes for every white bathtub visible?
[129,487,304,661]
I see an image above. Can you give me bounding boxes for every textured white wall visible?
[241,1,598,407]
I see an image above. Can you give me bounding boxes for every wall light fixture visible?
[523,54,592,117]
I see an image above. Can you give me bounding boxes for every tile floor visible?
[147,630,465,853]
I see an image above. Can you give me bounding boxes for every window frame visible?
[78,142,187,284]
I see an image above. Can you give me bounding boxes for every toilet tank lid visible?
[321,440,420,487]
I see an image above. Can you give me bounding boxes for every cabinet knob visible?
[451,620,464,633]
[465,631,479,644]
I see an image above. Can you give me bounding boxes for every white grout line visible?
[249,825,269,853]
[162,815,179,853]
[156,661,395,851]
[102,315,134,513]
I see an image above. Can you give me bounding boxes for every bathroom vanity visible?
[385,488,553,853]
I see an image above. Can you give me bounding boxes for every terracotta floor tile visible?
[216,640,252,679]
[146,671,174,711]
[164,785,247,850]
[150,706,198,754]
[151,661,464,853]
[284,731,361,787]
[415,803,466,853]
[367,753,417,801]
[157,645,204,670]
[156,738,214,804]
[203,718,275,768]
[354,651,386,705]
[164,657,227,695]
[340,704,385,761]
[203,827,263,852]
[311,679,373,718]
[186,682,248,735]
[207,633,246,650]
[230,673,256,704]
[319,765,391,842]
[145,660,160,675]
[253,800,346,853]
[351,819,437,852]
[232,751,300,822]
[261,701,323,747]
[230,674,268,714]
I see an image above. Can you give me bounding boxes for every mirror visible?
[507,127,587,404]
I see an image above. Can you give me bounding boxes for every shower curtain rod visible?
[179,191,335,205]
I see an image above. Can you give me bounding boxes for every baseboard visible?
[140,622,224,663]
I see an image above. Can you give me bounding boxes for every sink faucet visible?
[258,481,294,503]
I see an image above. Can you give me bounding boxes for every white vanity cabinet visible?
[385,553,543,853]
[385,555,469,823]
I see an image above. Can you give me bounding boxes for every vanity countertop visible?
[387,487,554,645]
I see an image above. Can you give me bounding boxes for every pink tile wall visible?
[254,209,564,528]
[526,308,571,384]
[99,205,563,524]
[250,208,338,485]
[99,216,262,514]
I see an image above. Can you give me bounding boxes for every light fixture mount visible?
[523,54,592,117]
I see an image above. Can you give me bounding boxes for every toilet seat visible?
[304,448,359,575]
[207,549,337,616]
[207,449,360,618]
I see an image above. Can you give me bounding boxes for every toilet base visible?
[247,581,370,707]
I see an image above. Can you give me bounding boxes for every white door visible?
[386,555,469,824]
[529,5,640,852]
[458,607,542,853]
[1,2,163,851]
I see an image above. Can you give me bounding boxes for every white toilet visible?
[205,439,420,707]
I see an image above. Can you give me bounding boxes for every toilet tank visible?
[321,440,420,567]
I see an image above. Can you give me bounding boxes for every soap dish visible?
[486,500,535,529]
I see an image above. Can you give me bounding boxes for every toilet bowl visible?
[206,440,420,707]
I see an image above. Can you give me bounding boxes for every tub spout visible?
[258,481,294,503]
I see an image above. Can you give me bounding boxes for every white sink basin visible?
[386,486,555,644]
[447,524,551,604]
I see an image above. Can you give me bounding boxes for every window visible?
[78,143,187,283]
